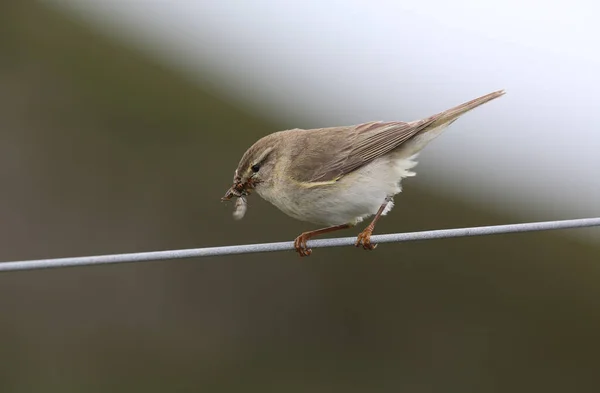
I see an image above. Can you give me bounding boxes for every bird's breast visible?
[255,154,419,226]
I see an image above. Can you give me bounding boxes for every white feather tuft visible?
[382,199,394,216]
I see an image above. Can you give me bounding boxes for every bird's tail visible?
[398,89,505,157]
[422,89,506,130]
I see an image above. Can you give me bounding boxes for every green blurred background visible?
[1,3,600,392]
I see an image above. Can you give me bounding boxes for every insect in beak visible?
[221,181,251,220]
[221,182,249,202]
[221,174,261,201]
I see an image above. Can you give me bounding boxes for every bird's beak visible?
[221,186,237,201]
[221,180,247,201]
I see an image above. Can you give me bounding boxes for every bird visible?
[222,90,505,256]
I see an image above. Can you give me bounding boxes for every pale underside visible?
[260,152,421,226]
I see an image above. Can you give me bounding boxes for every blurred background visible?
[1,1,599,392]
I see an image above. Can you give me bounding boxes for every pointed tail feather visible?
[420,89,505,131]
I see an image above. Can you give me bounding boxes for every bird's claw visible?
[355,229,377,250]
[294,234,312,257]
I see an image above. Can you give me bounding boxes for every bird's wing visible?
[302,90,505,183]
[305,119,435,183]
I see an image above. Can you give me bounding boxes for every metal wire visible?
[1,217,599,272]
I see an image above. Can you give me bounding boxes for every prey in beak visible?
[220,178,253,201]
[220,185,247,201]
[221,171,259,220]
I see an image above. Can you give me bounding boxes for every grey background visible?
[1,3,600,392]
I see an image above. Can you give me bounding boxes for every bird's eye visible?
[251,163,261,172]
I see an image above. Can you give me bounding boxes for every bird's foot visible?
[294,233,312,257]
[355,228,377,250]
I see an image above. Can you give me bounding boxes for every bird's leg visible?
[294,224,352,257]
[355,197,392,250]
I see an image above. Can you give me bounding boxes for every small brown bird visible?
[222,90,505,256]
